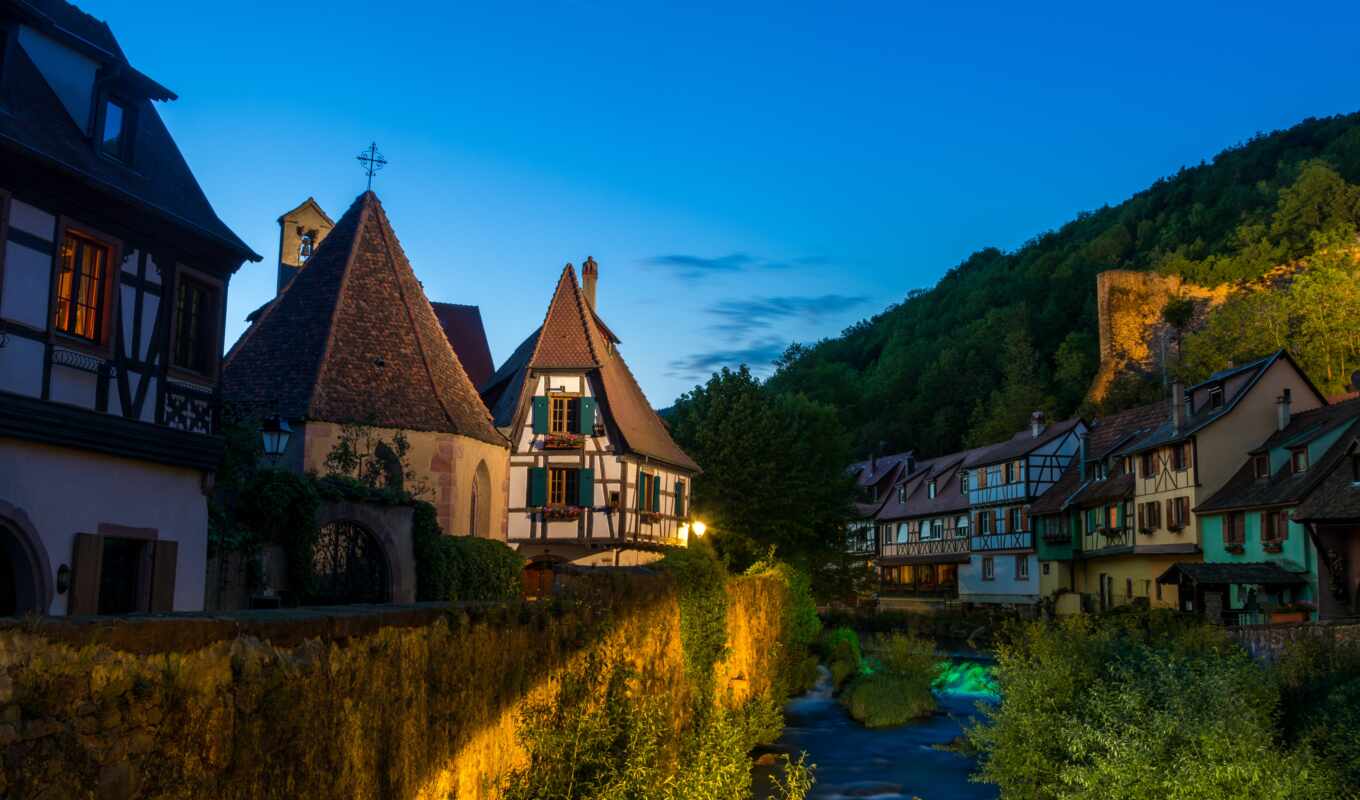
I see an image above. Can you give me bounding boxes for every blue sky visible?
[81,0,1360,406]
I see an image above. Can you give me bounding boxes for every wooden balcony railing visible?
[969,531,1034,552]
[881,536,969,559]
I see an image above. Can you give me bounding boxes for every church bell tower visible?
[275,197,335,294]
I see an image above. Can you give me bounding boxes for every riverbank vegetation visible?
[969,612,1360,799]
[842,632,938,728]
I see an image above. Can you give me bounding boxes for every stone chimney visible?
[1171,381,1185,433]
[1030,411,1046,438]
[1277,388,1292,432]
[582,256,598,310]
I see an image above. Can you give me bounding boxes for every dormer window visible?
[959,470,969,494]
[928,480,937,499]
[897,485,905,504]
[1207,385,1224,410]
[99,97,132,162]
[1253,454,1270,480]
[1291,448,1309,474]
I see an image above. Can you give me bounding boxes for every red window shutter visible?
[69,533,103,615]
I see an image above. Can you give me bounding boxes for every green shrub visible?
[410,501,523,603]
[878,631,937,677]
[822,627,862,690]
[968,613,1346,799]
[1273,637,1360,789]
[746,555,822,695]
[843,673,936,728]
[658,544,730,698]
[234,468,320,597]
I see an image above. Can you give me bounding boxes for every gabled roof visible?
[1030,403,1165,515]
[1115,351,1326,458]
[1200,398,1360,515]
[222,191,505,446]
[431,303,495,388]
[276,196,335,227]
[0,2,258,262]
[1157,561,1308,586]
[1029,462,1082,516]
[877,445,997,521]
[972,417,1084,467]
[1293,436,1360,521]
[481,263,699,473]
[850,451,914,489]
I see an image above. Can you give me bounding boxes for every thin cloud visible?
[643,252,823,280]
[706,294,869,338]
[667,338,788,379]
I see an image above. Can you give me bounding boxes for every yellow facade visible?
[1075,553,1185,610]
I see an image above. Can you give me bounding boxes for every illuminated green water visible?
[932,658,998,698]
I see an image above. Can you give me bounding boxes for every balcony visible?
[969,531,1034,552]
[881,536,969,560]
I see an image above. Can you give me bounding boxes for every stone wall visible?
[1227,617,1360,661]
[0,572,792,799]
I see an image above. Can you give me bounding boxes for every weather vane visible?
[356,142,387,190]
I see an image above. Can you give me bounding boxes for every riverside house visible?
[960,413,1086,606]
[0,0,259,614]
[480,259,700,578]
[847,451,914,562]
[874,451,981,607]
[1107,352,1325,615]
[1182,396,1360,623]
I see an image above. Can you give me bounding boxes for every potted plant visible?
[542,505,583,521]
[1263,541,1284,554]
[1225,543,1245,555]
[543,433,585,450]
[1268,600,1314,624]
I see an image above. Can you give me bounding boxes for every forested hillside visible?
[764,112,1360,457]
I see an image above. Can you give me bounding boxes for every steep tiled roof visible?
[877,445,998,521]
[972,418,1084,467]
[1197,400,1360,514]
[222,192,505,446]
[1068,472,1134,508]
[482,263,699,472]
[850,452,914,489]
[1086,400,1168,461]
[1157,562,1308,586]
[1293,437,1360,521]
[0,3,257,262]
[431,303,495,388]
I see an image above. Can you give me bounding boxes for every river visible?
[753,658,999,800]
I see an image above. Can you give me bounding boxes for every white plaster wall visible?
[7,199,56,240]
[0,438,210,614]
[0,336,44,398]
[959,553,1039,603]
[0,240,53,330]
[48,362,96,409]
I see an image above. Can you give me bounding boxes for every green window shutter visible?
[651,477,661,512]
[637,474,646,510]
[531,397,549,434]
[674,480,685,517]
[577,397,596,435]
[578,468,594,508]
[529,467,547,507]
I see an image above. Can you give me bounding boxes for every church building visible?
[223,191,510,541]
[481,259,701,572]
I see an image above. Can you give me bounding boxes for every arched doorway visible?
[0,509,52,616]
[311,520,390,605]
[470,460,492,538]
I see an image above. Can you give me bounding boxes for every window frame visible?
[548,392,580,435]
[1015,555,1029,581]
[1207,385,1225,410]
[1171,443,1189,472]
[1253,454,1270,480]
[167,264,224,381]
[548,466,580,507]
[927,479,937,499]
[94,91,137,165]
[981,556,994,581]
[1290,448,1309,474]
[49,218,121,357]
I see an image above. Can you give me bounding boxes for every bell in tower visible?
[275,197,335,295]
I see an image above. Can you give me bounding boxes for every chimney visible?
[1277,388,1292,432]
[1030,411,1046,438]
[582,256,598,310]
[1171,381,1185,433]
[1077,431,1089,481]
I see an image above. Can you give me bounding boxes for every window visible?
[298,230,316,262]
[1290,448,1309,474]
[977,511,992,535]
[1015,460,1026,483]
[53,230,111,342]
[995,508,1006,534]
[1263,510,1289,544]
[896,485,905,504]
[549,394,578,434]
[1042,562,1051,576]
[896,523,908,543]
[1208,385,1224,409]
[1253,454,1270,479]
[674,480,686,517]
[1137,500,1161,531]
[1105,504,1119,531]
[1016,556,1029,580]
[1140,452,1159,478]
[1171,444,1189,471]
[1224,511,1244,546]
[100,98,130,161]
[608,491,620,510]
[1167,497,1190,529]
[955,515,969,536]
[171,273,218,374]
[928,480,937,499]
[638,471,659,512]
[548,467,579,506]
[959,469,969,493]
[982,556,994,581]
[1004,462,1014,484]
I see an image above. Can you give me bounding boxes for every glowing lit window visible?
[53,231,110,342]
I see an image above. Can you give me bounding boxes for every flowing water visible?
[753,658,999,800]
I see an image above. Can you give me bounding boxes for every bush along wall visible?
[0,564,813,800]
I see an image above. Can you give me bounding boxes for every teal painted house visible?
[1186,397,1360,623]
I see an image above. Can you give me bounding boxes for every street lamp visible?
[260,415,292,463]
[692,521,707,538]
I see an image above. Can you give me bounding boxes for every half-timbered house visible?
[223,191,510,588]
[480,259,701,573]
[846,451,913,561]
[0,0,260,614]
[959,414,1086,605]
[1107,351,1324,614]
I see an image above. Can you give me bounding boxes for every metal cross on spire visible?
[356,142,387,190]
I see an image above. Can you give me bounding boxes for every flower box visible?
[639,511,662,525]
[541,505,583,521]
[1225,543,1245,554]
[543,433,584,450]
[1262,542,1284,554]
[1269,609,1307,624]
